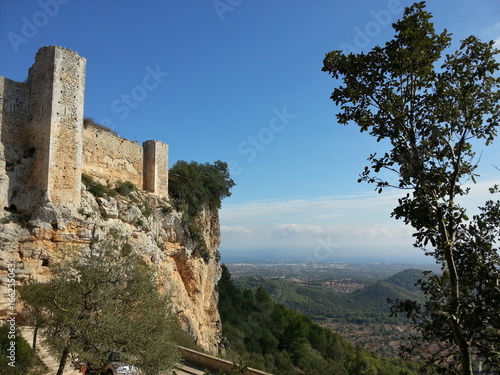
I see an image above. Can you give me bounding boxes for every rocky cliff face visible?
[0,184,222,354]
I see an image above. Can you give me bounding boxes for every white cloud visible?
[221,190,403,227]
[221,225,252,235]
[219,192,419,262]
[269,222,414,250]
[272,223,411,238]
[219,177,500,263]
[273,223,330,236]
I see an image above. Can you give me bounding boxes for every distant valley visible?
[225,261,440,359]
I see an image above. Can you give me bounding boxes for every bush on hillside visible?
[169,160,235,217]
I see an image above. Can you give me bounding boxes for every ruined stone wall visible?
[0,77,30,216]
[0,46,168,215]
[48,47,86,208]
[82,124,144,188]
[27,46,86,210]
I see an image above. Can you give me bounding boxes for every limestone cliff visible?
[0,183,222,354]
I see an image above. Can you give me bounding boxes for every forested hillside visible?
[234,268,426,324]
[228,267,430,359]
[218,265,424,374]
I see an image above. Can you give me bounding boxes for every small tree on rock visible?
[20,233,179,375]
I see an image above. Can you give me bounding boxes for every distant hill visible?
[234,268,427,324]
[218,265,423,374]
[386,268,429,293]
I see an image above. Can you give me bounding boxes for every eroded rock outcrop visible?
[0,186,222,354]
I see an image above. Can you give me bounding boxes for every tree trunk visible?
[56,346,70,375]
[439,212,473,375]
[458,337,473,375]
[32,325,38,352]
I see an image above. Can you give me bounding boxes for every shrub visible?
[81,174,117,198]
[161,205,173,215]
[185,218,210,262]
[114,180,137,197]
[139,201,152,217]
[83,117,118,136]
[169,160,235,262]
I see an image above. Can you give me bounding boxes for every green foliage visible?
[169,160,235,261]
[0,326,45,375]
[114,180,137,198]
[323,2,500,373]
[161,205,173,215]
[19,234,180,375]
[138,200,152,217]
[391,198,500,373]
[186,219,211,262]
[169,160,235,217]
[385,269,426,293]
[235,270,425,325]
[82,175,141,200]
[207,357,248,375]
[218,265,421,375]
[81,174,117,198]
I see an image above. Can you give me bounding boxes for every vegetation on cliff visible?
[169,160,235,217]
[235,269,425,325]
[218,265,423,375]
[169,160,235,261]
[83,117,118,136]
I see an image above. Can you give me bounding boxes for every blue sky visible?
[1,1,499,263]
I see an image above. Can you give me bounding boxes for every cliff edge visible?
[0,181,222,354]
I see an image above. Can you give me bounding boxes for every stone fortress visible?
[0,45,169,217]
[1,47,224,353]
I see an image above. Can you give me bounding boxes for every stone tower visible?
[143,140,169,195]
[28,46,86,211]
[1,46,169,216]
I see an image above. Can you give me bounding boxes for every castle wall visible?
[0,78,29,147]
[26,47,54,203]
[0,77,31,215]
[0,46,169,216]
[28,46,86,210]
[82,125,144,188]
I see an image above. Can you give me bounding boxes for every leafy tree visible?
[169,160,235,217]
[18,282,51,353]
[169,160,235,261]
[322,2,500,374]
[19,234,179,375]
